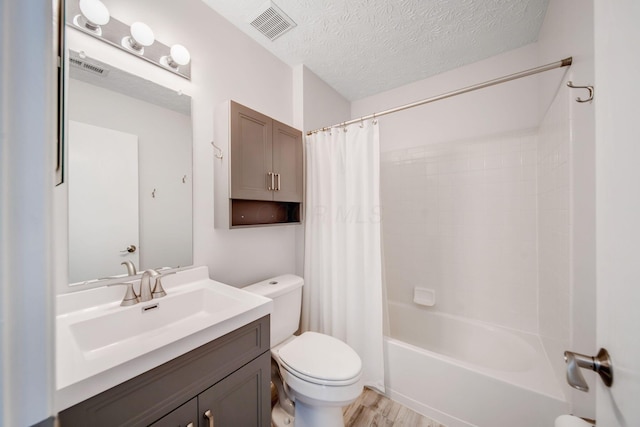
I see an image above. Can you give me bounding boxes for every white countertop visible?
[55,266,272,411]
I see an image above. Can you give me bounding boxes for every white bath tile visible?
[484,153,503,170]
[521,135,538,151]
[425,161,439,176]
[502,151,523,169]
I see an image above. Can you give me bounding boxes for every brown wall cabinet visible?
[215,101,303,228]
[58,316,271,427]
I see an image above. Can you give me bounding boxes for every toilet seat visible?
[276,332,362,386]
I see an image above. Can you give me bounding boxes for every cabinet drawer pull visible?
[268,172,275,191]
[203,409,214,427]
[276,173,281,191]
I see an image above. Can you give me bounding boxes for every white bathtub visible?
[384,301,568,427]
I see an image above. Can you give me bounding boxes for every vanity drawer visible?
[58,315,270,427]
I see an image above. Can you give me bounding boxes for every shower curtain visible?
[302,120,385,392]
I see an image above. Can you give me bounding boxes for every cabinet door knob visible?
[203,409,214,427]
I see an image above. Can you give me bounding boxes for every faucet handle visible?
[108,282,139,306]
[152,272,175,299]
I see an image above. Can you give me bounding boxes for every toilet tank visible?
[243,274,304,347]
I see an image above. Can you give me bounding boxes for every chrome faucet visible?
[110,269,172,306]
[121,260,137,276]
[139,269,160,302]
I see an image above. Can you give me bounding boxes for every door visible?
[149,398,197,427]
[594,1,640,426]
[230,101,273,201]
[272,119,303,202]
[198,352,271,427]
[68,120,139,283]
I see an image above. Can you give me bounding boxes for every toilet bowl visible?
[243,275,364,427]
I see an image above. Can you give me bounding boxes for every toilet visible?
[244,275,363,427]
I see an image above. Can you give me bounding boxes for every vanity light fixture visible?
[122,22,155,54]
[161,44,191,70]
[67,1,191,79]
[73,0,110,35]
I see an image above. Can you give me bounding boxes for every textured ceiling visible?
[202,0,549,101]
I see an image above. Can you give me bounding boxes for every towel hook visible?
[211,141,223,160]
[567,81,594,103]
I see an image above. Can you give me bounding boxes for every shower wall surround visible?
[381,131,539,333]
[537,86,572,387]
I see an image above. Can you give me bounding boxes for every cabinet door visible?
[198,351,271,427]
[272,120,303,203]
[149,398,197,427]
[230,101,273,201]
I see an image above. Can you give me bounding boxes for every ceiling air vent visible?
[248,1,297,41]
[69,57,109,77]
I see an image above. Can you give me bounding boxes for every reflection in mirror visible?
[67,50,193,285]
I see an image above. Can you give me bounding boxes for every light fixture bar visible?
[66,2,191,80]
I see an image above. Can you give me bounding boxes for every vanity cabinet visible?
[58,316,271,427]
[215,100,303,228]
[149,398,197,427]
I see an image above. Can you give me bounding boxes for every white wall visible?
[354,45,544,333]
[381,131,539,332]
[537,0,596,417]
[352,44,542,153]
[298,65,351,132]
[1,1,55,425]
[536,84,572,388]
[59,0,300,289]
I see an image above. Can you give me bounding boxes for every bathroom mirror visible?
[66,50,193,285]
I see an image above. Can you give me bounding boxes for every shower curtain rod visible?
[307,57,573,136]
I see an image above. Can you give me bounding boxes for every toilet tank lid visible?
[242,274,303,299]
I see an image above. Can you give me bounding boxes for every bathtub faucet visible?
[563,348,613,392]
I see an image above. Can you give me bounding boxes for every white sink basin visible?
[69,286,247,357]
[56,267,272,408]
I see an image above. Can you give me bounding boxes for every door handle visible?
[276,173,281,191]
[120,244,137,253]
[268,172,275,191]
[564,348,613,392]
[203,409,214,427]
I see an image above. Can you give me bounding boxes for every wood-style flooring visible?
[343,388,446,427]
